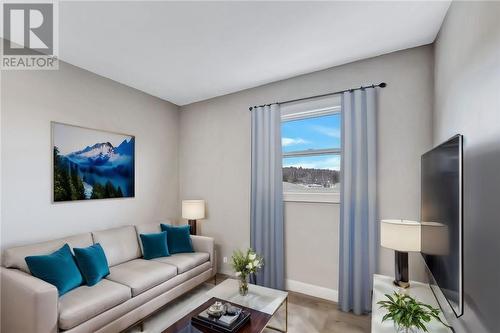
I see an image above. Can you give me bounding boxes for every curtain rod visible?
[248,82,386,111]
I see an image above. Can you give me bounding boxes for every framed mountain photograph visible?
[52,122,135,202]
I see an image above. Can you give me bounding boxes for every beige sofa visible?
[0,222,216,333]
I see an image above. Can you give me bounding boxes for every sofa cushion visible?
[140,232,170,260]
[2,233,93,273]
[105,259,177,296]
[135,222,163,236]
[153,252,209,274]
[92,226,141,267]
[135,221,172,255]
[25,244,83,296]
[161,224,194,254]
[58,279,131,330]
[74,243,110,286]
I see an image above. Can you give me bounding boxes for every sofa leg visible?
[139,321,144,332]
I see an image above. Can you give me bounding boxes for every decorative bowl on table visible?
[207,301,226,317]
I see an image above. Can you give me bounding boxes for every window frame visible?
[281,105,341,204]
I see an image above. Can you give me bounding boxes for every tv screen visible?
[421,134,463,317]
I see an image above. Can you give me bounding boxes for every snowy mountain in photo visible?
[66,138,134,167]
[52,122,135,202]
[55,138,135,200]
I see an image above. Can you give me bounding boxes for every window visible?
[281,98,341,203]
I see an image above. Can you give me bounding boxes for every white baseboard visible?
[285,279,338,302]
[215,272,339,303]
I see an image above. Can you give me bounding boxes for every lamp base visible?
[393,280,410,289]
[188,219,197,235]
[394,250,410,288]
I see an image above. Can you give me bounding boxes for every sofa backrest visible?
[92,225,141,267]
[2,233,93,273]
[135,222,163,236]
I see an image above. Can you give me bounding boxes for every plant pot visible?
[239,276,249,296]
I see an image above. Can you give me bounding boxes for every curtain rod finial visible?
[379,82,387,88]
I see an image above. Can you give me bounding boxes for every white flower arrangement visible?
[231,248,264,279]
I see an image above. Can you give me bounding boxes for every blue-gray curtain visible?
[339,88,378,315]
[250,104,285,290]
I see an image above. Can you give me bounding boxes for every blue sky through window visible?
[282,114,340,152]
[281,114,341,170]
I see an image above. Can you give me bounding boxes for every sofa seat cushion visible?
[58,279,131,330]
[106,259,177,296]
[153,252,209,274]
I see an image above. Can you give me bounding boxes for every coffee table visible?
[207,279,288,332]
[163,278,288,333]
[163,297,271,333]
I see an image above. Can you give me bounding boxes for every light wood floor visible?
[264,289,370,333]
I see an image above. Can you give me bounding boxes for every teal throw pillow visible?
[140,231,170,260]
[160,224,194,254]
[25,243,83,296]
[73,243,110,286]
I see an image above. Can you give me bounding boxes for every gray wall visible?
[1,61,180,249]
[433,2,500,332]
[179,46,434,289]
[285,202,338,292]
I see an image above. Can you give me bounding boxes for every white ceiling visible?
[59,1,450,106]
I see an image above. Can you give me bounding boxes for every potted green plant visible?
[377,292,452,333]
[231,248,263,296]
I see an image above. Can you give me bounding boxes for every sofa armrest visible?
[1,266,58,333]
[191,235,215,268]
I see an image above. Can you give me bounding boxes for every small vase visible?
[238,276,249,296]
[395,323,420,333]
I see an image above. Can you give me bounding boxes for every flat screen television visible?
[421,134,463,317]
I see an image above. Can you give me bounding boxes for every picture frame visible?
[51,121,135,202]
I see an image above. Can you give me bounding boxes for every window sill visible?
[283,192,340,204]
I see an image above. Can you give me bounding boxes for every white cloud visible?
[283,156,340,170]
[312,125,341,138]
[282,137,309,147]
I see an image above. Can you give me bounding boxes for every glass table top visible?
[206,278,288,315]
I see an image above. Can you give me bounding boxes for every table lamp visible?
[420,221,449,256]
[182,200,205,235]
[380,219,421,288]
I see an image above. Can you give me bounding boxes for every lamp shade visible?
[182,200,205,220]
[380,219,421,252]
[421,221,449,255]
